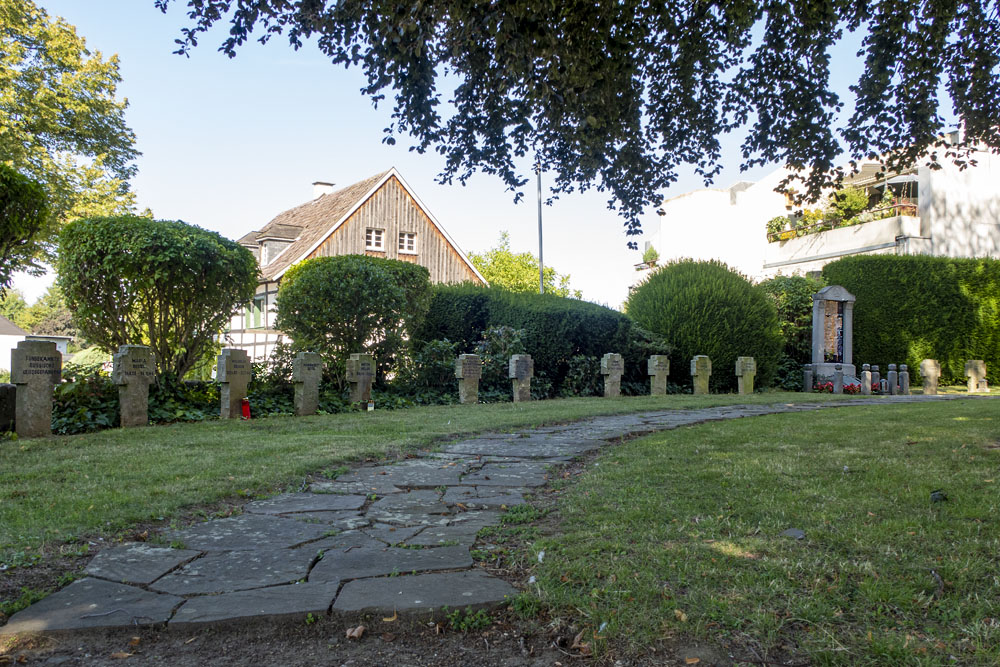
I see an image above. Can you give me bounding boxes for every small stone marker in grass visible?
[833,364,844,394]
[887,364,898,395]
[217,348,251,419]
[735,356,756,395]
[508,354,533,402]
[112,345,156,427]
[802,364,813,393]
[346,353,375,405]
[648,355,670,395]
[690,355,711,395]
[292,351,323,416]
[899,364,911,395]
[920,359,940,395]
[10,340,61,438]
[455,354,482,405]
[600,353,623,398]
[860,364,872,395]
[965,360,987,393]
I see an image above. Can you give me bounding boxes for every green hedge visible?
[822,255,1000,385]
[414,284,670,395]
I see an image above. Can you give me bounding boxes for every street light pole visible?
[536,161,544,294]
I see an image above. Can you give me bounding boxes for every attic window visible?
[365,228,384,251]
[398,232,416,254]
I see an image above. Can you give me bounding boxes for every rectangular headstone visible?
[735,356,756,395]
[454,354,482,405]
[920,359,940,395]
[690,355,711,395]
[965,359,986,393]
[600,353,624,398]
[860,364,872,396]
[887,364,898,395]
[292,351,323,416]
[346,353,375,404]
[10,340,61,438]
[508,354,533,402]
[802,365,813,393]
[217,348,251,419]
[648,355,670,396]
[112,345,156,428]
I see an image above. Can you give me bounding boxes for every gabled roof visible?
[0,314,27,336]
[245,168,486,283]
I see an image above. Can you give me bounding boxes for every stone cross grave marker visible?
[112,345,156,428]
[833,364,844,394]
[802,364,813,393]
[601,353,624,398]
[455,354,482,405]
[690,355,711,395]
[735,356,756,395]
[292,352,323,416]
[860,364,872,396]
[10,340,61,438]
[509,354,534,402]
[217,348,251,419]
[346,353,375,405]
[920,359,940,395]
[648,355,670,395]
[887,364,898,396]
[965,360,987,393]
[899,364,911,395]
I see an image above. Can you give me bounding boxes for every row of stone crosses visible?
[802,358,988,396]
[6,339,765,439]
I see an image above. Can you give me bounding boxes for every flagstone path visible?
[0,395,966,637]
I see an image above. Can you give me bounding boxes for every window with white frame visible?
[398,231,417,254]
[365,228,384,251]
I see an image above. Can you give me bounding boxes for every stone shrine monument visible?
[217,348,251,419]
[690,355,711,395]
[346,353,375,404]
[601,353,624,398]
[965,360,987,393]
[10,340,61,438]
[920,359,941,395]
[112,345,156,427]
[455,354,482,405]
[648,355,670,395]
[509,354,534,402]
[292,352,323,416]
[899,364,911,395]
[811,285,856,382]
[735,356,756,395]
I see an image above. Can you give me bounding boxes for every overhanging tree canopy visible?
[156,0,1000,245]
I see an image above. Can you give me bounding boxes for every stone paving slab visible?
[244,492,366,514]
[150,548,317,595]
[84,544,201,586]
[332,570,516,614]
[164,513,332,551]
[0,579,182,636]
[285,510,367,530]
[443,486,526,508]
[307,530,388,553]
[461,461,551,487]
[310,545,472,583]
[373,459,469,487]
[311,468,405,495]
[170,582,341,627]
[440,440,598,459]
[362,523,425,545]
[367,489,452,526]
[405,523,485,547]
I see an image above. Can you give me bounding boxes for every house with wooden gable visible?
[225,168,486,361]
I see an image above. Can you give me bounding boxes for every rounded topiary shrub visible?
[625,259,782,392]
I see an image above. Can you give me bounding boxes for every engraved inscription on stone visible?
[10,340,62,438]
[113,345,156,428]
[217,348,251,419]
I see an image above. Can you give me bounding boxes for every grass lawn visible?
[527,398,999,665]
[0,391,869,565]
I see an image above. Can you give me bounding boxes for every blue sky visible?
[16,1,880,307]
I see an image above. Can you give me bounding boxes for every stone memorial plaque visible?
[735,356,756,395]
[454,354,482,405]
[965,360,986,393]
[10,340,61,438]
[647,355,670,396]
[690,355,711,395]
[112,345,156,428]
[508,354,534,402]
[292,351,323,416]
[217,348,251,419]
[601,353,624,398]
[346,353,375,404]
[920,359,940,395]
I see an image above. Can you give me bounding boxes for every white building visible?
[0,315,27,374]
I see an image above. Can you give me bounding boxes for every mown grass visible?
[527,398,1000,665]
[0,391,866,563]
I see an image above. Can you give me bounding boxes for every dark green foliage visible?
[473,326,527,402]
[57,216,258,378]
[415,285,669,397]
[392,339,460,404]
[52,363,117,435]
[625,260,782,392]
[0,165,49,288]
[759,275,826,390]
[276,255,432,385]
[822,255,1000,385]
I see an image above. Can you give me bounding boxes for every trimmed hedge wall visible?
[414,284,670,395]
[822,255,1000,385]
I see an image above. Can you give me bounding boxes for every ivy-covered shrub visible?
[52,363,117,435]
[415,284,669,396]
[759,274,826,390]
[822,255,1000,385]
[276,255,432,386]
[625,259,782,392]
[58,216,258,378]
[391,338,460,404]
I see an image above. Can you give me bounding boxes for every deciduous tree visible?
[0,165,48,288]
[469,232,581,298]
